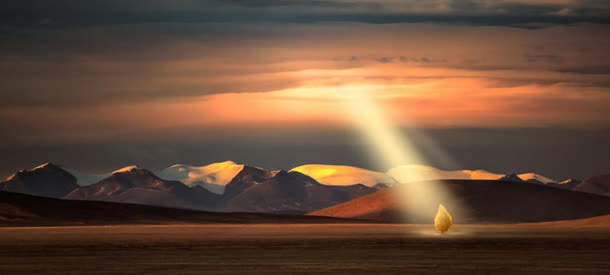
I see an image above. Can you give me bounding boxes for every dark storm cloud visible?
[524,54,565,65]
[1,0,610,28]
[448,0,480,11]
[343,56,447,64]
[484,78,563,88]
[495,2,564,16]
[1,0,609,183]
[557,66,610,75]
[0,22,311,107]
[218,0,383,9]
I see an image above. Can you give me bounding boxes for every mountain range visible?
[219,166,376,213]
[4,161,607,197]
[2,162,378,214]
[1,161,609,222]
[156,161,244,194]
[64,167,220,210]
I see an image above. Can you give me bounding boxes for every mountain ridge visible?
[0,163,79,198]
[61,164,377,213]
[64,168,220,210]
[3,162,609,216]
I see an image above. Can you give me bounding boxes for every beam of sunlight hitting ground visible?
[344,89,468,227]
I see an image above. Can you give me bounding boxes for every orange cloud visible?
[2,23,610,145]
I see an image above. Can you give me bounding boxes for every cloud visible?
[557,66,610,74]
[484,78,563,88]
[524,54,564,64]
[218,0,383,9]
[0,7,609,145]
[448,0,480,11]
[344,56,447,64]
[1,0,610,28]
[1,22,610,109]
[1,0,610,182]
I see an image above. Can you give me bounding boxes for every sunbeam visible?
[344,89,468,225]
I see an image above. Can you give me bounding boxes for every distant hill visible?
[64,167,220,210]
[548,179,582,190]
[156,161,244,194]
[219,166,377,213]
[0,191,357,226]
[62,165,376,213]
[573,174,610,197]
[3,162,609,216]
[289,164,397,187]
[0,163,78,198]
[498,173,524,182]
[309,179,610,223]
[387,165,503,182]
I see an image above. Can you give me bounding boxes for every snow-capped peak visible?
[32,162,54,170]
[386,164,505,183]
[518,173,556,184]
[5,172,19,181]
[112,165,141,174]
[559,178,579,184]
[289,164,398,187]
[156,161,244,194]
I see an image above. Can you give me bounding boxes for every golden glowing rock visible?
[434,204,453,233]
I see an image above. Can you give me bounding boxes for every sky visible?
[1,0,610,180]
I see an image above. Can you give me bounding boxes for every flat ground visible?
[0,224,609,274]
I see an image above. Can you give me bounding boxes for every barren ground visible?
[1,224,609,274]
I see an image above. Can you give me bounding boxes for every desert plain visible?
[1,222,609,274]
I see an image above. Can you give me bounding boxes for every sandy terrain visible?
[524,214,610,228]
[0,223,609,274]
[309,180,610,223]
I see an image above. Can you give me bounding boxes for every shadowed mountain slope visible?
[0,191,357,226]
[309,179,610,223]
[63,165,376,213]
[573,174,610,196]
[0,163,78,198]
[219,166,377,213]
[156,161,244,194]
[64,167,220,210]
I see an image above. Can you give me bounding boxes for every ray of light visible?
[343,89,468,225]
